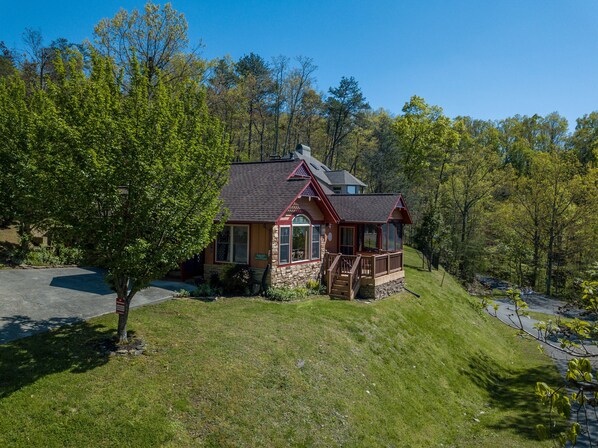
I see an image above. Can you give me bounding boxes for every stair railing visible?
[347,255,362,300]
[327,253,342,295]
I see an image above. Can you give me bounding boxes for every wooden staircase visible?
[329,274,360,299]
[326,254,361,300]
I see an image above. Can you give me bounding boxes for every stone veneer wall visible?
[358,271,405,300]
[269,225,327,288]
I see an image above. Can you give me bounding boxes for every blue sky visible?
[2,0,598,127]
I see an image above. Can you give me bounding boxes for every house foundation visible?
[358,270,405,300]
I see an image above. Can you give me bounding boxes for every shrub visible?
[54,244,84,265]
[265,286,309,302]
[174,289,190,298]
[209,272,222,289]
[221,264,254,295]
[23,244,83,266]
[306,279,325,295]
[192,283,219,297]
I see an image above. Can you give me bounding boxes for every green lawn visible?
[0,247,562,447]
[528,310,588,325]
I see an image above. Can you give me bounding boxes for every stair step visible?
[330,289,349,296]
[330,294,351,300]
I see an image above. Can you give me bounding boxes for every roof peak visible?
[231,159,298,166]
[330,193,401,197]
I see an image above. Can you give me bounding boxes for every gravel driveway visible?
[0,267,193,343]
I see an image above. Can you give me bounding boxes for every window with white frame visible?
[216,225,249,264]
[279,215,321,264]
[311,225,321,260]
[292,215,310,262]
[279,226,290,264]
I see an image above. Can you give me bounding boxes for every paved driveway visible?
[488,296,598,448]
[0,267,193,343]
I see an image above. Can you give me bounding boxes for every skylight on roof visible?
[310,162,319,171]
[321,165,329,172]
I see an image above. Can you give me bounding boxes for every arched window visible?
[279,214,322,265]
[291,214,310,262]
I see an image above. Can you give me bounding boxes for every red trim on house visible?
[339,224,357,254]
[276,258,321,268]
[385,193,413,224]
[287,160,312,180]
[275,179,340,224]
[277,208,325,225]
[308,178,340,223]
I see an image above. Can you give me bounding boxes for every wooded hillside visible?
[1,3,596,297]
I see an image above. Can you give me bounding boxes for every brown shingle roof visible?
[327,194,410,223]
[219,159,308,222]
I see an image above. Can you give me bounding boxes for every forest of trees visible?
[1,3,596,298]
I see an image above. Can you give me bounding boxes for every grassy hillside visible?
[0,247,560,447]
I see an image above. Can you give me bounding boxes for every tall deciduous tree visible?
[570,112,598,166]
[93,2,196,87]
[270,55,288,157]
[363,111,401,193]
[446,118,503,280]
[0,42,16,78]
[0,75,30,230]
[281,56,317,155]
[393,96,458,270]
[36,53,231,343]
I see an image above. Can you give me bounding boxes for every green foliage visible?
[264,286,309,302]
[23,245,83,266]
[0,31,232,342]
[93,2,194,86]
[534,381,580,447]
[221,264,254,295]
[323,76,370,168]
[505,277,598,446]
[44,54,229,300]
[305,279,324,294]
[174,289,191,298]
[192,283,219,297]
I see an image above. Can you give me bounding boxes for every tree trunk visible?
[531,229,540,289]
[17,222,32,260]
[117,300,130,344]
[114,277,132,344]
[545,232,555,297]
[247,102,253,160]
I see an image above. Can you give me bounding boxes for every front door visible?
[340,226,355,255]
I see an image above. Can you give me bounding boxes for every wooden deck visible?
[324,251,404,300]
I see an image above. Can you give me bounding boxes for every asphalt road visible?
[0,267,193,343]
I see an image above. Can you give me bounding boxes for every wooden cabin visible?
[187,157,413,300]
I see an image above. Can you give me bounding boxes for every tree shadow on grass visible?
[0,315,115,399]
[464,351,566,441]
[403,263,433,273]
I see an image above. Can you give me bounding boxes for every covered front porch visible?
[323,251,405,300]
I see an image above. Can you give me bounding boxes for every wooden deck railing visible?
[348,255,362,299]
[325,250,404,284]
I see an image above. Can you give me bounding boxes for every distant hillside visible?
[0,247,560,447]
